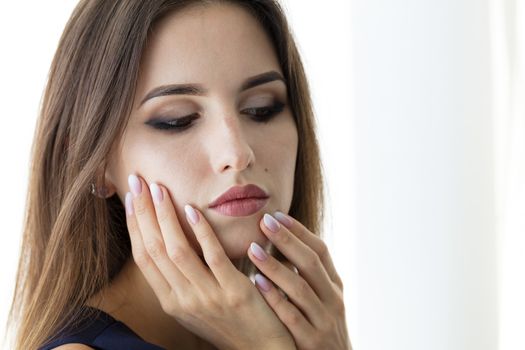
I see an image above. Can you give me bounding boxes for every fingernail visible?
[263,213,280,233]
[125,192,134,215]
[150,183,163,204]
[128,174,142,197]
[185,204,199,225]
[274,211,293,228]
[254,273,272,292]
[250,242,268,261]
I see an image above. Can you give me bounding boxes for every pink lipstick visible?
[209,184,269,217]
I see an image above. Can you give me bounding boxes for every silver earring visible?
[90,183,109,198]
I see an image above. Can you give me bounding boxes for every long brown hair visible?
[5,0,325,349]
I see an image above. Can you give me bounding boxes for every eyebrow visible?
[139,70,286,107]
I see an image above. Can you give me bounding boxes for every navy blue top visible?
[38,307,165,350]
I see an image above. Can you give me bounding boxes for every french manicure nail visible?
[185,204,199,225]
[274,211,293,228]
[263,213,280,233]
[128,174,142,197]
[250,242,268,261]
[125,192,134,215]
[150,183,163,204]
[254,273,272,292]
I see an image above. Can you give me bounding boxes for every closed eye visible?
[146,101,286,132]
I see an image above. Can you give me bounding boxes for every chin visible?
[188,211,272,260]
[218,224,269,260]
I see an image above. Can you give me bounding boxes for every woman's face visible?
[105,3,298,259]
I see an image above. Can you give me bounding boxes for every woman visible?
[7,0,351,349]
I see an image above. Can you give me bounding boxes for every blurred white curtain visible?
[350,0,497,349]
[492,0,525,349]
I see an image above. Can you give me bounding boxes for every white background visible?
[0,1,355,349]
[1,1,523,350]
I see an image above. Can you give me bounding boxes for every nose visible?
[210,115,255,174]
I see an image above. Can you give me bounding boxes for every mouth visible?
[209,197,269,217]
[208,184,269,217]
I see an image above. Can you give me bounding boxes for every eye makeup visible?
[145,100,286,133]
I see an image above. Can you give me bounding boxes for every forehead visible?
[135,3,282,100]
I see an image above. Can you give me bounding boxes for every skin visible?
[86,3,350,350]
[89,3,297,349]
[109,3,298,260]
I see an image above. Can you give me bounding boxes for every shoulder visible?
[50,344,95,350]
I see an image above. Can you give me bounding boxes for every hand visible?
[124,174,295,350]
[247,213,352,350]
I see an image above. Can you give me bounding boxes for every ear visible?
[93,162,117,198]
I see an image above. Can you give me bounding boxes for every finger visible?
[129,174,213,291]
[259,213,336,303]
[254,273,315,344]
[147,182,192,289]
[248,242,328,330]
[274,211,343,288]
[129,175,192,291]
[183,204,242,289]
[124,191,171,302]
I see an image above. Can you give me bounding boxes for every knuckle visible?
[295,227,308,240]
[302,250,320,270]
[159,296,177,316]
[272,292,286,310]
[333,295,346,316]
[156,209,170,225]
[284,308,302,326]
[228,294,245,309]
[195,227,213,241]
[309,252,321,269]
[133,249,152,269]
[317,240,330,260]
[335,275,344,291]
[292,279,310,300]
[206,251,224,268]
[226,290,249,309]
[126,217,138,232]
[168,246,188,265]
[179,297,198,314]
[266,258,280,273]
[144,239,165,260]
[204,289,230,312]
[200,294,218,312]
[277,230,291,244]
[133,199,148,216]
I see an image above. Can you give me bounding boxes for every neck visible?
[86,258,217,350]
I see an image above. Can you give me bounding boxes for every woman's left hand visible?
[247,212,351,350]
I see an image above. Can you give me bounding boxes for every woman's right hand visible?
[124,174,295,350]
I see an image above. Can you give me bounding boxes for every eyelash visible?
[147,101,286,132]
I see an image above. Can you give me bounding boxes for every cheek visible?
[164,190,205,254]
[110,137,199,209]
[122,134,201,184]
[267,120,298,171]
[264,120,298,209]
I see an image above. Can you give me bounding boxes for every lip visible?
[210,197,269,217]
[209,184,269,217]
